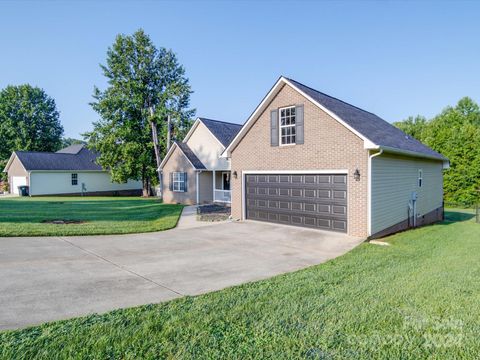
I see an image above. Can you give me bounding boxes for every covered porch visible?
[212,170,231,203]
[196,169,231,204]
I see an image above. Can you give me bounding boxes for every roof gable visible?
[183,117,242,149]
[198,118,242,147]
[159,142,206,170]
[224,76,447,162]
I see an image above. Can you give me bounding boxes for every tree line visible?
[394,97,480,206]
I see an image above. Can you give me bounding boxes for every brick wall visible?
[230,84,369,237]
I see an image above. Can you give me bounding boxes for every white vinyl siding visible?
[185,121,230,170]
[371,153,443,235]
[29,172,142,196]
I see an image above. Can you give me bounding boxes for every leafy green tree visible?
[85,29,194,196]
[395,97,480,205]
[393,115,428,143]
[0,84,63,172]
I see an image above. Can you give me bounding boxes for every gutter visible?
[367,149,383,237]
[369,145,449,168]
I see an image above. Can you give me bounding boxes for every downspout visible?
[367,149,383,237]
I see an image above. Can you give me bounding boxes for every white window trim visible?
[418,169,423,187]
[173,172,186,192]
[279,105,296,146]
[71,173,78,186]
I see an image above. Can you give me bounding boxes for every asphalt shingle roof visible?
[199,118,242,147]
[56,144,85,154]
[15,145,102,171]
[286,78,447,160]
[176,142,206,170]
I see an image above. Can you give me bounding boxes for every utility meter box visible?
[411,191,418,201]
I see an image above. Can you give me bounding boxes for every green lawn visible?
[0,197,183,236]
[1,210,479,359]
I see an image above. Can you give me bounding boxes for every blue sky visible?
[1,1,479,138]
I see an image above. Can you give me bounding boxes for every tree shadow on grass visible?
[443,210,476,223]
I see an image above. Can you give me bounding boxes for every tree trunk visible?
[167,115,171,151]
[142,176,150,197]
[149,107,163,198]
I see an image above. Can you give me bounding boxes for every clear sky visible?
[1,1,479,138]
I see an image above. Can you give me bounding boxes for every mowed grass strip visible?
[1,210,479,359]
[0,197,183,236]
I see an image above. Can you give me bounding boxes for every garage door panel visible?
[247,204,347,220]
[246,173,347,233]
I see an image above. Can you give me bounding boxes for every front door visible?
[222,172,231,191]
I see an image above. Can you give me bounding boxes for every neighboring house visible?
[3,144,142,196]
[222,76,449,238]
[159,117,242,205]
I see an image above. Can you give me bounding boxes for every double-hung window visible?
[279,106,296,145]
[71,173,78,186]
[172,172,186,192]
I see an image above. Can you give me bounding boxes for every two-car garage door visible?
[245,173,348,232]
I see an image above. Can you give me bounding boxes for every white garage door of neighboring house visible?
[11,176,27,195]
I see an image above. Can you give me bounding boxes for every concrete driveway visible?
[0,221,363,330]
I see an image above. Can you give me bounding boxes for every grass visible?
[1,210,479,359]
[0,197,183,236]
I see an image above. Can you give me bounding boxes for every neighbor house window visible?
[172,172,186,192]
[418,169,423,187]
[71,173,78,186]
[279,106,296,145]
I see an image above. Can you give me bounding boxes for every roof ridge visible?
[199,117,242,127]
[285,77,380,117]
[16,151,78,155]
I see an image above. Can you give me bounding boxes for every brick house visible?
[161,77,448,238]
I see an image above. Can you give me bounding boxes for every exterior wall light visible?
[354,169,360,181]
[233,171,238,179]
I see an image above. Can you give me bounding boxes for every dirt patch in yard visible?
[197,204,231,222]
[41,219,86,225]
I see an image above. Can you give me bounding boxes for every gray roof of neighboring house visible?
[14,145,102,171]
[286,78,447,160]
[56,144,85,154]
[176,142,206,170]
[199,118,242,147]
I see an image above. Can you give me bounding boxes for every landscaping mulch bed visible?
[197,204,231,222]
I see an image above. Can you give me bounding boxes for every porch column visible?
[196,171,200,205]
[212,170,216,202]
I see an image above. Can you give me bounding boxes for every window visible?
[71,173,78,186]
[279,106,296,145]
[418,169,423,187]
[172,172,186,192]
